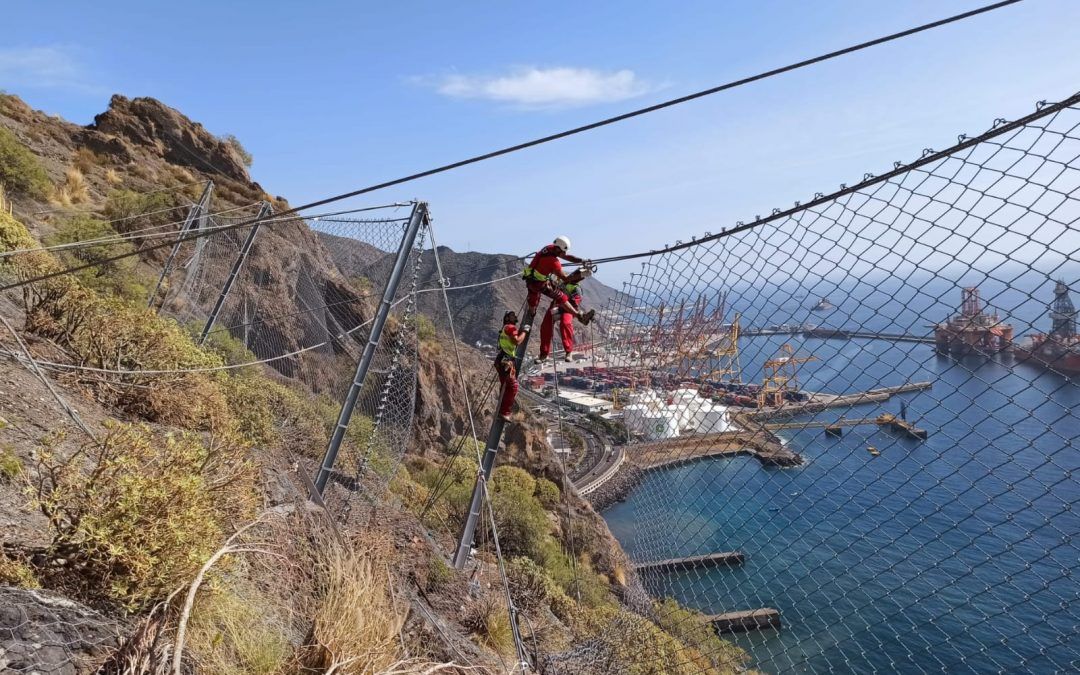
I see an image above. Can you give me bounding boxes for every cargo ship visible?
[1012,280,1080,376]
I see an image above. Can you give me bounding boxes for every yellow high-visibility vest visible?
[498,327,517,358]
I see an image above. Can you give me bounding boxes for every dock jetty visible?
[706,608,782,634]
[745,381,933,421]
[635,551,745,573]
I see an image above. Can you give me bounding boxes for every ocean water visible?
[602,276,1080,673]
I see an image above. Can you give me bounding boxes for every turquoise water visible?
[602,278,1080,673]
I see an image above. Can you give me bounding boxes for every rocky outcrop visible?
[90,95,251,183]
[0,586,126,675]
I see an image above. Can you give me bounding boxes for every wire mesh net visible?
[592,96,1080,672]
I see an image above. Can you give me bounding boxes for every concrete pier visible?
[706,608,782,634]
[635,551,745,573]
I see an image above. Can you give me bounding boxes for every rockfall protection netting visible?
[595,94,1080,673]
[0,202,432,672]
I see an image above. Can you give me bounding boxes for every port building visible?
[555,391,614,415]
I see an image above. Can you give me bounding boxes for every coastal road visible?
[520,388,624,492]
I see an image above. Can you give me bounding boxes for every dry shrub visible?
[73,147,104,174]
[186,578,291,675]
[28,422,257,610]
[54,167,90,205]
[104,167,122,185]
[302,532,409,674]
[461,595,514,656]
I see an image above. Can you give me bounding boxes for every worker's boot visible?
[563,352,573,363]
[578,309,596,325]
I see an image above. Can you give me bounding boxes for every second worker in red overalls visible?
[538,269,586,364]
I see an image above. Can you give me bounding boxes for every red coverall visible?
[523,245,580,312]
[495,322,521,418]
[539,286,582,359]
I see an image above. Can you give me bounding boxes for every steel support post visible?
[313,202,426,495]
[453,306,537,569]
[198,201,272,345]
[148,180,213,309]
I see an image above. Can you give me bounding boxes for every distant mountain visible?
[319,234,629,346]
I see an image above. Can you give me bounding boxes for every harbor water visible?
[602,275,1080,672]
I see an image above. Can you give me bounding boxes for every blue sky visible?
[3,1,1079,284]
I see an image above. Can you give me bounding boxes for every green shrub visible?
[0,127,50,198]
[534,477,561,509]
[425,554,453,591]
[30,423,257,610]
[103,188,187,236]
[490,466,549,558]
[221,373,327,456]
[652,597,750,673]
[0,445,20,481]
[196,323,258,367]
[577,605,742,675]
[0,555,39,588]
[416,314,437,342]
[44,214,149,301]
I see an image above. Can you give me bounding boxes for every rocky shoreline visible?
[584,462,644,511]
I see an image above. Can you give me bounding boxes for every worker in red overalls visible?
[538,269,586,364]
[494,310,529,421]
[521,236,595,325]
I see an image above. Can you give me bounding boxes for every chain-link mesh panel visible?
[596,98,1080,673]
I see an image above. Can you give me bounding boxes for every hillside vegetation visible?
[0,92,752,674]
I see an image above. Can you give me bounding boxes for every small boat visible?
[811,297,835,311]
[867,445,880,457]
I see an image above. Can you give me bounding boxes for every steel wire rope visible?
[0,202,405,260]
[0,201,262,259]
[546,356,583,602]
[0,0,1032,295]
[0,268,527,377]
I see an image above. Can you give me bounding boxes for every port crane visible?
[758,343,817,408]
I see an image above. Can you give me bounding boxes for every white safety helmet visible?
[553,235,571,252]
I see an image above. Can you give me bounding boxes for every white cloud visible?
[426,66,655,109]
[0,46,102,93]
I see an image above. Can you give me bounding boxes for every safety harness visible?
[522,246,559,282]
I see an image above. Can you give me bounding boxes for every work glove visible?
[521,323,532,333]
